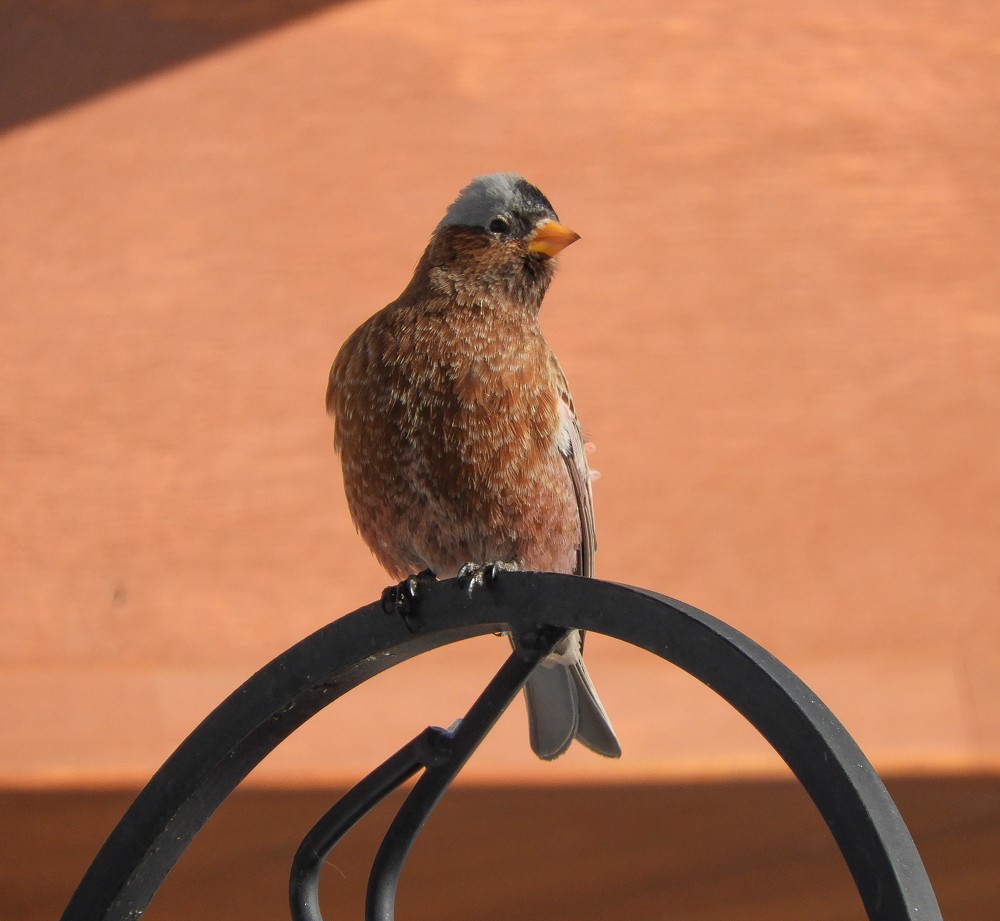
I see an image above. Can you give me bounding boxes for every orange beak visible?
[527,218,580,257]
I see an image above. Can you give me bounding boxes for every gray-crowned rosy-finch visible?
[326,173,620,760]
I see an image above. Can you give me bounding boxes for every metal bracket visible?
[59,573,943,921]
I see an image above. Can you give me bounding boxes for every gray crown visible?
[437,173,557,231]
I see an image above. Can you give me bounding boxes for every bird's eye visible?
[488,216,510,235]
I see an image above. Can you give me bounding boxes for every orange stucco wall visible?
[2,0,998,788]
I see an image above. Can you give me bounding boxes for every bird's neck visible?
[404,231,556,319]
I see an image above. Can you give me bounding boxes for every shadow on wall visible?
[5,778,995,921]
[0,0,348,134]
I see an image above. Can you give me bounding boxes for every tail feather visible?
[570,659,622,758]
[523,665,578,760]
[519,630,621,760]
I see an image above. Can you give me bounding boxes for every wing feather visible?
[549,354,596,578]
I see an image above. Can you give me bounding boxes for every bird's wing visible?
[549,354,596,578]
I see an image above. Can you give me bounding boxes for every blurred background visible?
[1,1,997,918]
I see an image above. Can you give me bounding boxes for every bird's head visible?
[417,173,579,311]
[437,173,579,257]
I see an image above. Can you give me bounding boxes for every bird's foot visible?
[381,568,436,632]
[457,560,520,596]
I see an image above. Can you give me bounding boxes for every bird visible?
[326,172,620,760]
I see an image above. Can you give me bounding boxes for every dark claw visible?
[381,569,435,632]
[457,561,519,596]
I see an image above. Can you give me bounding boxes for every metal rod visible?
[365,627,564,921]
[289,727,441,921]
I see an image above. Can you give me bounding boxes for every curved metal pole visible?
[366,628,562,921]
[59,573,943,921]
[288,727,434,921]
[289,630,561,921]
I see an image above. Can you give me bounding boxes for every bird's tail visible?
[521,631,621,760]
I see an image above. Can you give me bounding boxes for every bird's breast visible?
[401,311,561,480]
[330,302,579,576]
